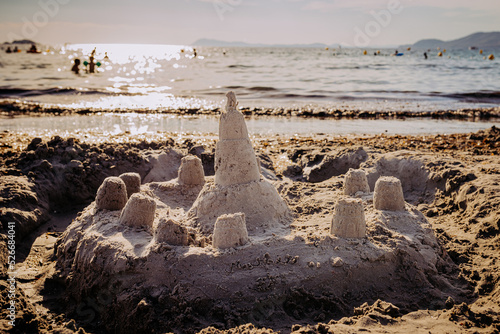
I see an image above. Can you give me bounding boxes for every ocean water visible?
[1,113,497,136]
[1,43,499,112]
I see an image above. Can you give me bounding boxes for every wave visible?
[248,86,278,92]
[227,64,254,68]
[0,87,130,98]
[430,91,500,102]
[223,86,279,92]
[268,93,330,99]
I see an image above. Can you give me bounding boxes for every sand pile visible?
[50,93,470,333]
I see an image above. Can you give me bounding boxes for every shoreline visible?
[1,99,500,120]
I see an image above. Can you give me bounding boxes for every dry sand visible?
[0,125,499,334]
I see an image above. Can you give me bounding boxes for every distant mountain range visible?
[194,32,500,49]
[402,32,500,50]
[192,38,329,48]
[2,39,37,45]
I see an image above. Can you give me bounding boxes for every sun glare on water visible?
[59,43,213,110]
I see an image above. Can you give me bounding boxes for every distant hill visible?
[193,38,328,48]
[403,32,500,49]
[3,39,36,45]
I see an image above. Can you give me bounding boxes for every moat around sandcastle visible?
[54,92,466,333]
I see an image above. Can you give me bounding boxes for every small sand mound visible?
[212,213,249,249]
[119,172,141,198]
[331,197,366,238]
[119,193,156,228]
[344,168,370,196]
[373,176,406,211]
[178,155,205,186]
[95,177,128,210]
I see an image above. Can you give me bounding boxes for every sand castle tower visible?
[119,172,141,198]
[331,198,366,238]
[188,92,292,235]
[344,168,370,196]
[212,213,249,249]
[373,176,406,211]
[178,155,205,186]
[95,177,128,211]
[119,193,156,228]
[215,92,260,186]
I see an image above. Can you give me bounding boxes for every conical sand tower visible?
[215,91,261,186]
[188,92,292,235]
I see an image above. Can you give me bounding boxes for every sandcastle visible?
[344,168,370,196]
[212,213,249,249]
[188,91,292,235]
[373,176,406,211]
[95,176,128,210]
[331,198,366,238]
[53,92,460,333]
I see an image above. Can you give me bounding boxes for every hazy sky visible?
[1,0,499,46]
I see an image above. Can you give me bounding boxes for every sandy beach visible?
[1,116,498,333]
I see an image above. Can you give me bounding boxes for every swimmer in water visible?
[71,58,81,74]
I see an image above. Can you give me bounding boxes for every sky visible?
[0,0,499,47]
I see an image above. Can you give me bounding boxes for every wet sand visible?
[0,125,499,333]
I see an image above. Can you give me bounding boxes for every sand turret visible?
[373,176,405,211]
[119,193,156,228]
[344,168,370,196]
[215,91,260,186]
[178,155,205,186]
[119,172,141,198]
[95,177,128,211]
[212,213,249,249]
[331,198,366,238]
[188,92,292,235]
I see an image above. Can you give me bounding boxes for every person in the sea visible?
[29,44,38,53]
[424,52,428,60]
[193,48,197,57]
[6,47,12,53]
[88,48,96,73]
[13,46,19,53]
[71,58,81,74]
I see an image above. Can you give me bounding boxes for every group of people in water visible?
[71,47,109,75]
[5,43,39,53]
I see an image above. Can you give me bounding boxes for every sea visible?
[1,43,499,135]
